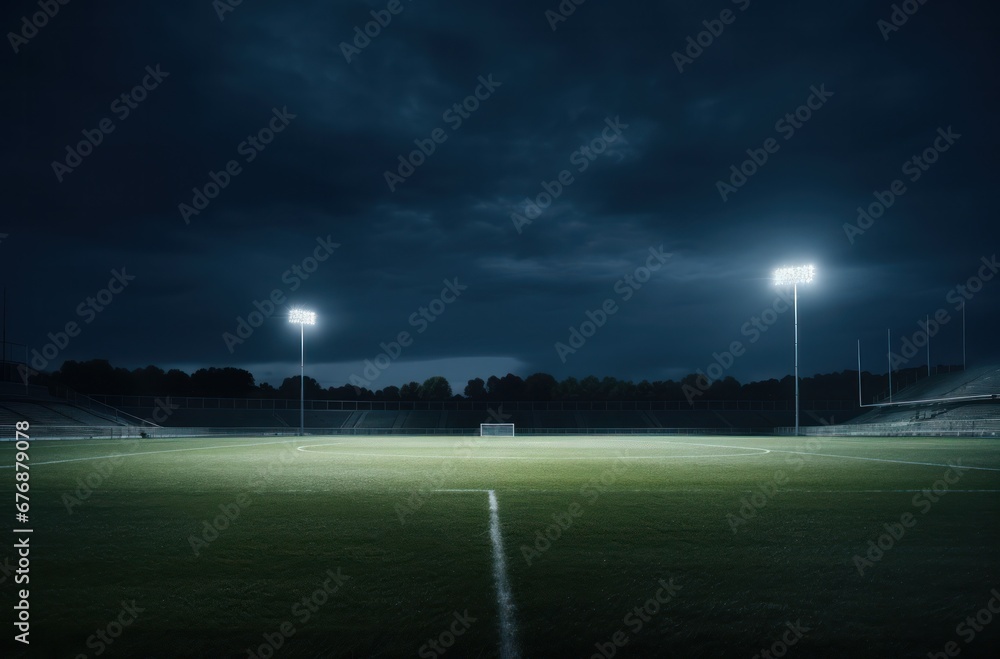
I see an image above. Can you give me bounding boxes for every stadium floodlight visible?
[773,264,815,436]
[288,309,316,436]
[289,309,316,326]
[773,265,815,286]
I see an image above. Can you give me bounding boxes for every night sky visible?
[4,0,998,392]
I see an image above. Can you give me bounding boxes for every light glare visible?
[773,265,815,286]
[289,309,316,325]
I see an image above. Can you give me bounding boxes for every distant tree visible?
[487,373,524,400]
[523,373,557,400]
[679,373,708,404]
[325,384,360,400]
[485,375,501,399]
[636,380,654,399]
[59,359,131,394]
[131,365,166,395]
[377,385,401,401]
[278,375,324,399]
[164,369,192,396]
[399,381,421,400]
[707,375,740,399]
[557,376,581,400]
[356,387,377,400]
[191,367,256,397]
[464,377,487,400]
[741,378,781,402]
[579,375,601,400]
[778,375,796,402]
[599,376,637,400]
[653,379,684,401]
[419,376,452,400]
[803,370,864,403]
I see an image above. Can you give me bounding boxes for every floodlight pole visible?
[926,314,930,378]
[299,322,305,437]
[289,309,316,437]
[887,328,892,403]
[857,339,862,407]
[773,265,813,437]
[793,282,800,436]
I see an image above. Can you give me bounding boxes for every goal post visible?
[480,423,515,437]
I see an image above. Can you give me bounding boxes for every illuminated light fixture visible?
[773,265,815,286]
[289,309,316,325]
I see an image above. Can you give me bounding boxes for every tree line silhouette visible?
[27,359,947,406]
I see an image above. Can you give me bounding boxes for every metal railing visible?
[0,425,158,440]
[2,425,782,440]
[777,418,1000,437]
[86,394,856,413]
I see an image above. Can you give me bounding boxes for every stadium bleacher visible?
[528,411,578,429]
[786,365,1000,436]
[353,411,401,429]
[400,410,443,429]
[876,364,999,403]
[851,365,1000,424]
[44,402,121,426]
[272,410,354,429]
[0,401,125,428]
[0,405,23,426]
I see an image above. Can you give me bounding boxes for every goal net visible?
[480,423,515,437]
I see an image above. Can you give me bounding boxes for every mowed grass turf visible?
[1,434,999,657]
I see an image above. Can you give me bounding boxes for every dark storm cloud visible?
[3,0,997,389]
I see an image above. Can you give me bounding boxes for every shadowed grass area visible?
[1,435,998,657]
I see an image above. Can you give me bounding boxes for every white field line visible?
[471,488,1000,494]
[488,490,521,659]
[435,488,521,658]
[0,438,342,469]
[764,449,1000,472]
[667,442,1000,473]
[450,488,996,496]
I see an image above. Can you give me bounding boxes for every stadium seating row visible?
[0,401,124,428]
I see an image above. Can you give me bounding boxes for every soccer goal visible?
[480,423,515,437]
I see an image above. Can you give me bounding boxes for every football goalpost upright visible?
[480,423,515,437]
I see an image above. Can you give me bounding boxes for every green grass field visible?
[3,434,1000,658]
